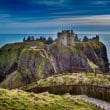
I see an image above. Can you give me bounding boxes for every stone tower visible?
[57,30,75,46]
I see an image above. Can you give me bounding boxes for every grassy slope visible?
[23,73,110,90]
[0,44,21,79]
[18,48,47,78]
[0,41,107,89]
[0,88,100,110]
[75,41,105,50]
[0,41,45,75]
[0,41,45,87]
[0,71,23,89]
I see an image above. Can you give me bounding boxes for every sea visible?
[0,34,110,62]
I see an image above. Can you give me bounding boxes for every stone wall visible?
[57,30,75,46]
[27,84,110,102]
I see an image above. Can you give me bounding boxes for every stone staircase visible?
[78,95,110,110]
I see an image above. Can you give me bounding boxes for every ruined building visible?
[57,30,75,46]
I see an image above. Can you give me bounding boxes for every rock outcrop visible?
[0,41,109,88]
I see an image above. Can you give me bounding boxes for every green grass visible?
[19,48,48,79]
[0,41,45,72]
[0,41,108,90]
[0,88,100,110]
[75,41,104,49]
[0,47,20,75]
[0,71,24,89]
[23,73,110,90]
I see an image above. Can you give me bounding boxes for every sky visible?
[0,0,110,34]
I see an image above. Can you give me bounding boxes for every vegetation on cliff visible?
[0,88,100,110]
[0,41,45,81]
[75,41,109,71]
[0,41,109,89]
[23,73,110,91]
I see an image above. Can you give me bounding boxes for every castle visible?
[57,30,75,46]
[57,30,100,46]
[23,30,100,46]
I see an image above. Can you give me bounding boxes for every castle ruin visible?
[57,30,75,46]
[23,30,100,46]
[57,30,100,46]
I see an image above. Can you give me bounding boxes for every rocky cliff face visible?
[75,42,109,72]
[0,41,109,88]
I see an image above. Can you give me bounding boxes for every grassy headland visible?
[0,88,100,110]
[23,73,110,91]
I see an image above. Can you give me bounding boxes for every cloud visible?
[21,15,110,27]
[0,0,110,33]
[92,0,110,5]
[52,10,91,16]
[1,15,110,28]
[32,0,65,6]
[0,0,110,22]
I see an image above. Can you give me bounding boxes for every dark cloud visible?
[0,0,110,33]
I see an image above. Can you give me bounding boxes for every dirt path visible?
[78,95,110,110]
[8,72,16,90]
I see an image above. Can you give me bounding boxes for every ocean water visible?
[0,34,110,62]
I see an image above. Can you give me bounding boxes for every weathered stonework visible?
[57,30,75,46]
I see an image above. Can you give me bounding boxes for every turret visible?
[57,30,75,46]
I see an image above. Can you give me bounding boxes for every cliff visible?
[0,41,109,89]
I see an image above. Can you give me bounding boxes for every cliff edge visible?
[0,41,109,89]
